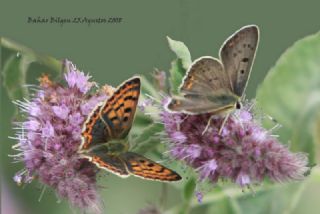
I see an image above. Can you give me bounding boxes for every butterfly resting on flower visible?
[166,25,259,134]
[79,77,181,182]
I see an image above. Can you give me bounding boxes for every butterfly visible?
[166,25,259,133]
[79,77,181,182]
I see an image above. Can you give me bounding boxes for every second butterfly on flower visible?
[142,25,310,194]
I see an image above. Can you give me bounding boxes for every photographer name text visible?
[27,16,123,26]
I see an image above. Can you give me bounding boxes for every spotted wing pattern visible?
[179,57,232,94]
[80,77,140,151]
[80,102,109,150]
[220,25,259,96]
[167,57,238,114]
[100,77,140,139]
[82,153,129,177]
[80,77,182,182]
[121,152,182,181]
[167,25,259,114]
[81,149,181,181]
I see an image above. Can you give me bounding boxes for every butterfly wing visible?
[80,102,110,150]
[80,77,140,151]
[120,152,182,182]
[220,25,259,97]
[167,57,238,114]
[167,93,238,115]
[179,56,232,94]
[81,146,129,177]
[99,77,140,139]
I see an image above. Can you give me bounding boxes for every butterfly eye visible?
[236,101,242,109]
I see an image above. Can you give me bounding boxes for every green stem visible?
[178,177,196,214]
[1,37,61,73]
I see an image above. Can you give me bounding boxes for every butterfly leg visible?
[177,115,189,131]
[202,115,215,135]
[218,113,230,135]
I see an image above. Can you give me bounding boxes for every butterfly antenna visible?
[218,113,231,135]
[202,115,215,135]
[233,112,245,130]
[176,115,189,131]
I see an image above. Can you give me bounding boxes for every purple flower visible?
[53,104,70,119]
[138,98,154,112]
[171,131,187,144]
[160,99,309,188]
[236,173,251,187]
[197,159,218,180]
[64,60,93,94]
[11,60,109,213]
[41,121,55,138]
[195,191,203,203]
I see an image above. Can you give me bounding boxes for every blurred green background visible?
[1,0,320,214]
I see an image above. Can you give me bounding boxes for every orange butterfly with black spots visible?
[79,77,181,182]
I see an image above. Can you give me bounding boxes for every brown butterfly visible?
[79,77,181,182]
[166,25,259,134]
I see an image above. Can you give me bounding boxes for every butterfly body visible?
[166,25,259,117]
[80,139,129,156]
[79,77,181,182]
[168,87,240,115]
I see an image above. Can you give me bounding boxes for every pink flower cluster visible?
[12,60,109,213]
[161,99,309,187]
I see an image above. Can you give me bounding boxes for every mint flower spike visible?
[10,59,112,213]
[160,98,309,188]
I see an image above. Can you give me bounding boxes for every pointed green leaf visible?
[312,113,320,163]
[183,177,196,201]
[169,59,185,95]
[140,75,161,100]
[167,36,192,70]
[131,123,163,154]
[176,177,196,214]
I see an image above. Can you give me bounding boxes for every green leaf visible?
[133,110,153,128]
[2,55,31,102]
[1,37,63,118]
[140,75,161,100]
[183,177,196,201]
[132,123,163,145]
[256,32,320,163]
[312,113,320,163]
[131,123,163,154]
[167,36,192,70]
[169,59,185,95]
[176,177,196,214]
[1,37,61,73]
[207,191,241,214]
